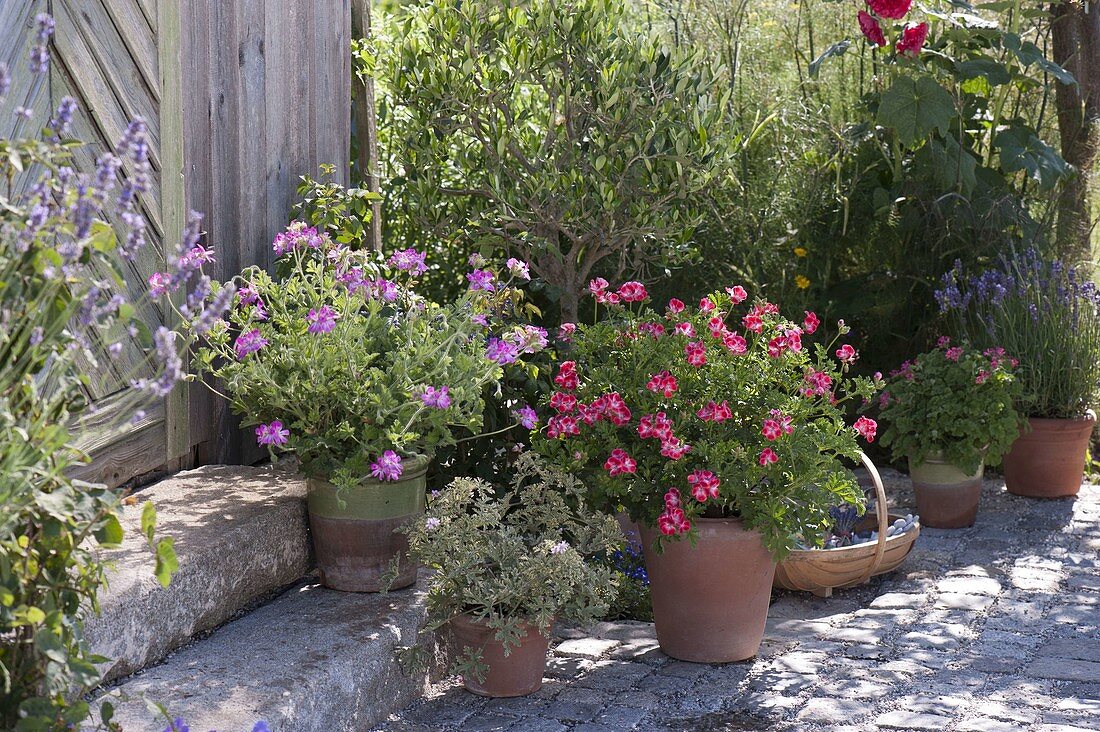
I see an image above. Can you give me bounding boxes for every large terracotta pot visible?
[640,518,776,663]
[306,455,429,592]
[909,455,983,528]
[1002,413,1096,498]
[448,614,550,697]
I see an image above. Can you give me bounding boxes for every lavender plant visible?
[936,250,1100,420]
[0,18,228,729]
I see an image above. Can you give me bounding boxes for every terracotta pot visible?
[306,455,429,592]
[909,456,983,529]
[1002,413,1096,498]
[640,518,776,663]
[449,614,549,697]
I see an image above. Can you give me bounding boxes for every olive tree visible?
[378,0,733,321]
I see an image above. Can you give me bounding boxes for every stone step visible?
[85,463,313,682]
[95,579,433,732]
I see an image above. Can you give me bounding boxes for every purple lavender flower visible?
[514,405,539,429]
[467,269,496,292]
[420,385,452,409]
[163,718,189,732]
[506,258,531,280]
[256,421,290,447]
[14,106,32,120]
[29,14,53,74]
[471,313,489,327]
[147,272,169,298]
[192,283,236,335]
[370,450,404,482]
[47,96,76,139]
[485,337,519,364]
[307,305,338,334]
[132,327,182,398]
[0,64,10,99]
[388,247,428,274]
[234,328,268,359]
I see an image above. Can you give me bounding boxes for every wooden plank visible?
[70,400,168,488]
[0,1,50,164]
[98,0,161,103]
[158,0,190,464]
[134,0,157,34]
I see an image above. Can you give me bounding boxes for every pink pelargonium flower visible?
[486,337,520,365]
[554,361,579,390]
[646,370,678,398]
[858,10,887,47]
[865,0,912,20]
[307,305,338,334]
[604,448,638,476]
[743,313,764,334]
[657,506,690,536]
[664,487,682,508]
[803,311,820,334]
[726,285,748,304]
[668,298,686,314]
[255,420,289,447]
[549,391,578,414]
[233,328,268,359]
[599,392,632,426]
[638,412,675,440]
[803,370,834,397]
[388,247,427,274]
[944,346,964,362]
[707,316,726,336]
[505,257,530,280]
[699,297,716,313]
[723,331,748,355]
[770,409,794,436]
[370,450,404,481]
[836,344,859,363]
[557,322,577,341]
[660,436,691,460]
[546,415,581,439]
[687,470,720,502]
[674,322,696,338]
[785,331,803,353]
[853,416,878,442]
[513,405,539,429]
[896,22,929,56]
[761,419,784,441]
[420,385,452,409]
[466,268,496,292]
[697,400,733,423]
[588,277,609,296]
[758,447,780,466]
[767,336,787,358]
[937,335,951,347]
[685,341,707,367]
[617,281,648,303]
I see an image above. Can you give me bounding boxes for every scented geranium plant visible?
[176,225,544,489]
[876,339,1025,474]
[536,280,880,557]
[395,452,621,678]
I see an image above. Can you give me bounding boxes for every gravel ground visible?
[374,470,1100,731]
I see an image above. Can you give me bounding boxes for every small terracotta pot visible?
[640,518,776,663]
[449,614,549,697]
[306,455,430,592]
[909,456,983,529]
[1002,413,1096,498]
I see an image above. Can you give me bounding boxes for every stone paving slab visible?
[374,473,1100,731]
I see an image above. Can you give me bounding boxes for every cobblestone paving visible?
[376,473,1100,731]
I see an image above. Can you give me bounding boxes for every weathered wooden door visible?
[1,1,350,486]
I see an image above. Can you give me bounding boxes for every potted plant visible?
[395,452,621,697]
[168,224,543,591]
[536,281,877,662]
[876,340,1024,527]
[936,251,1100,497]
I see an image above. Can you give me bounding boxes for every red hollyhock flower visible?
[858,10,887,47]
[865,0,912,20]
[853,416,878,442]
[896,22,928,56]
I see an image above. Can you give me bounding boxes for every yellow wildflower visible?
[794,246,808,258]
[794,275,811,290]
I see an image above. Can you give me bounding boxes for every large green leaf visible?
[877,76,956,147]
[995,124,1073,190]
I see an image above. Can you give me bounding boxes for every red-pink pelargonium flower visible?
[723,331,748,354]
[767,337,787,358]
[944,346,964,362]
[896,22,929,56]
[803,370,834,397]
[660,437,691,460]
[547,415,581,439]
[617,281,648,302]
[600,392,632,425]
[865,0,912,19]
[685,341,707,367]
[549,392,577,413]
[976,370,990,385]
[707,316,726,336]
[554,361,579,390]
[664,487,682,508]
[762,419,783,441]
[836,344,859,363]
[557,322,577,341]
[577,402,602,425]
[639,321,666,338]
[853,416,878,442]
[638,412,673,439]
[687,470,720,502]
[726,285,748,304]
[658,506,690,535]
[785,331,803,352]
[646,370,678,398]
[769,409,794,436]
[743,313,764,333]
[697,400,733,423]
[699,297,716,313]
[803,311,820,334]
[758,448,779,466]
[588,277,609,296]
[604,448,638,476]
[668,298,685,314]
[937,335,951,347]
[674,321,696,338]
[858,10,887,47]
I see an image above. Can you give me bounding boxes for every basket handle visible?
[855,451,889,585]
